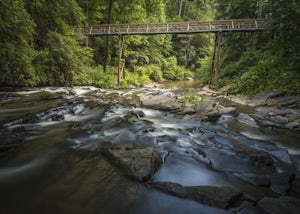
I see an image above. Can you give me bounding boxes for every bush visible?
[120,69,151,88]
[38,91,56,100]
[196,55,212,83]
[162,57,177,80]
[73,66,115,88]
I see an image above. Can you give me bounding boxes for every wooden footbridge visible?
[83,19,269,36]
[83,19,270,87]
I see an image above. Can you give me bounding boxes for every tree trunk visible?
[179,0,184,17]
[210,31,222,89]
[210,33,218,85]
[118,35,124,86]
[103,0,114,72]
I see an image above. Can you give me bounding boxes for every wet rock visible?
[238,113,258,127]
[181,104,196,114]
[250,91,282,107]
[250,152,274,168]
[72,122,92,130]
[254,106,300,131]
[271,96,300,108]
[139,93,179,111]
[131,110,145,118]
[267,148,294,172]
[22,113,39,124]
[206,110,221,122]
[286,120,300,131]
[234,173,270,186]
[103,144,163,182]
[146,182,243,209]
[50,114,65,121]
[195,100,216,114]
[220,107,237,115]
[256,196,300,214]
[270,172,295,194]
[233,200,256,214]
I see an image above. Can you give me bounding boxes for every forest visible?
[0,0,299,94]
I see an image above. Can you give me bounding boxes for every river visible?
[0,84,299,213]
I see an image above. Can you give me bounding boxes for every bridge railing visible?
[83,19,269,36]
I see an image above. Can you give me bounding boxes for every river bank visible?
[0,85,300,213]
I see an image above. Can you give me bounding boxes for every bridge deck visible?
[83,19,269,36]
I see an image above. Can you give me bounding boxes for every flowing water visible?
[0,86,299,214]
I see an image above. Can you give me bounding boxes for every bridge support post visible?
[210,31,222,89]
[118,34,125,87]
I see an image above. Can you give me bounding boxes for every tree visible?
[215,0,300,94]
[25,0,88,86]
[0,0,36,86]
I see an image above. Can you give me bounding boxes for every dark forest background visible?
[0,0,299,94]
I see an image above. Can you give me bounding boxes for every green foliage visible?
[0,0,36,86]
[161,57,194,80]
[231,46,300,95]
[162,57,178,80]
[197,55,213,83]
[133,65,163,82]
[1,0,298,95]
[215,0,300,95]
[37,91,56,101]
[120,67,151,88]
[73,66,115,88]
[182,89,202,108]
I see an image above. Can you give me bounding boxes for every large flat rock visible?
[103,144,163,182]
[146,182,243,209]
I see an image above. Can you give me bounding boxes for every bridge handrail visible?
[83,19,270,36]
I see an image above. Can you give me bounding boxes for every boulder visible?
[103,144,163,182]
[195,100,216,114]
[205,110,221,122]
[257,196,300,214]
[146,182,243,209]
[139,93,179,111]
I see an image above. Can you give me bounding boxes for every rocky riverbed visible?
[0,86,299,213]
